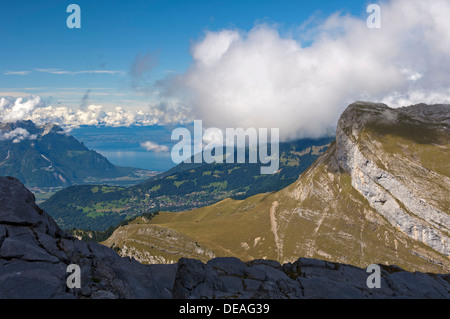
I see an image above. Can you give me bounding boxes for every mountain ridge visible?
[0,120,153,188]
[103,102,450,273]
[336,102,449,256]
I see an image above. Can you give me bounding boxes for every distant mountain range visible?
[40,137,333,230]
[102,102,450,274]
[0,120,153,188]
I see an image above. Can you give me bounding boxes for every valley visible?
[40,137,333,230]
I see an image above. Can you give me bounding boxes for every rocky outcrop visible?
[335,102,449,256]
[0,176,175,298]
[173,257,449,299]
[0,176,449,298]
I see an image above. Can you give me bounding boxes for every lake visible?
[70,125,183,172]
[97,149,175,172]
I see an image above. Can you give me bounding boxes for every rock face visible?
[336,102,449,256]
[0,176,175,299]
[0,176,449,298]
[174,257,449,299]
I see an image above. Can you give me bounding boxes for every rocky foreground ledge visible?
[0,176,448,299]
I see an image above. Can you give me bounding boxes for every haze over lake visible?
[70,125,179,172]
[97,149,173,172]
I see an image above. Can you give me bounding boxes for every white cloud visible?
[140,141,169,152]
[0,127,37,143]
[191,30,241,67]
[34,68,124,75]
[0,95,184,128]
[4,69,124,76]
[2,96,42,122]
[4,71,31,75]
[159,0,450,140]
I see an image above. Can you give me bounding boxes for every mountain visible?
[0,176,448,299]
[40,137,333,230]
[103,102,450,274]
[0,120,153,188]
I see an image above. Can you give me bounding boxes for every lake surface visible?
[70,125,182,172]
[97,149,175,172]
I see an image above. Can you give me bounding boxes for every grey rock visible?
[299,276,367,299]
[0,260,67,298]
[88,241,119,260]
[0,177,43,226]
[217,275,244,292]
[0,224,6,246]
[35,231,68,262]
[172,258,207,298]
[336,102,450,256]
[0,176,174,299]
[249,263,290,281]
[170,256,449,299]
[90,290,118,299]
[0,237,59,263]
[148,263,178,298]
[207,257,247,276]
[295,257,331,269]
[387,272,450,298]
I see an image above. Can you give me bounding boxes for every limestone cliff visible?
[336,102,449,256]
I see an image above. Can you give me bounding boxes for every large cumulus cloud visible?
[159,0,450,140]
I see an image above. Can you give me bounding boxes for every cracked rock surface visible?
[173,257,449,299]
[0,176,449,299]
[0,176,175,299]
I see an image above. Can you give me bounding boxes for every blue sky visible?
[0,0,370,109]
[1,0,449,142]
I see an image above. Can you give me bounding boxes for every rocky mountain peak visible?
[41,123,64,136]
[335,102,449,256]
[337,102,450,145]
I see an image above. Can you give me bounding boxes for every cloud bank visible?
[158,0,450,140]
[0,95,187,129]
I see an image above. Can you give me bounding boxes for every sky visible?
[1,0,450,142]
[0,0,367,109]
